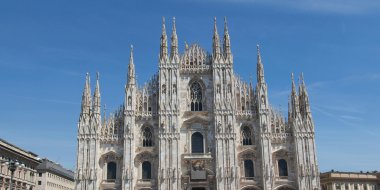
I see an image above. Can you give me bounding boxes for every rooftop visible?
[37,158,75,181]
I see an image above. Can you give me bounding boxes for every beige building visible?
[36,158,75,190]
[320,171,380,190]
[0,138,40,190]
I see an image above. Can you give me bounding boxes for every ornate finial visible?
[291,72,297,93]
[96,72,99,81]
[170,17,178,59]
[257,44,263,65]
[129,44,134,63]
[224,16,228,30]
[162,17,166,34]
[160,17,168,61]
[185,41,189,50]
[257,44,260,54]
[172,17,176,32]
[214,17,218,32]
[214,17,218,33]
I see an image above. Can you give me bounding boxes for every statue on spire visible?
[170,17,178,60]
[289,73,300,118]
[223,17,231,59]
[257,44,265,84]
[81,72,92,115]
[160,17,168,61]
[212,17,221,60]
[127,45,135,85]
[93,72,101,115]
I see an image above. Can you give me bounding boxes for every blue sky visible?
[0,0,379,172]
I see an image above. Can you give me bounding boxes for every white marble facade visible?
[75,17,320,190]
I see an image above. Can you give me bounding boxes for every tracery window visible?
[142,127,153,147]
[142,161,151,179]
[241,126,253,145]
[278,159,288,177]
[107,162,116,180]
[190,82,203,111]
[244,160,255,178]
[191,132,204,153]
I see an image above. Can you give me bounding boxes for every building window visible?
[191,132,204,153]
[241,126,253,145]
[190,82,203,111]
[278,159,288,177]
[39,173,42,177]
[142,161,151,180]
[142,127,153,147]
[244,160,254,178]
[38,181,41,185]
[107,162,117,180]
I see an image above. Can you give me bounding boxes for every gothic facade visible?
[75,17,320,190]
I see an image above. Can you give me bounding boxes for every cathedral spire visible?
[291,73,297,96]
[290,73,300,118]
[257,44,265,84]
[299,72,311,115]
[223,17,231,59]
[81,73,92,115]
[127,45,135,86]
[160,17,168,61]
[213,17,221,60]
[93,72,101,115]
[170,17,179,60]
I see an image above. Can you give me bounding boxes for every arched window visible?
[241,126,253,145]
[191,132,204,153]
[142,161,151,179]
[244,160,255,178]
[278,159,288,177]
[107,162,117,180]
[190,82,203,111]
[142,127,153,147]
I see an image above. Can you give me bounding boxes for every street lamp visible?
[1,159,23,190]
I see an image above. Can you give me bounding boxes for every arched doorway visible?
[192,188,206,190]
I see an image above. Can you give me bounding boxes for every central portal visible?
[192,188,206,190]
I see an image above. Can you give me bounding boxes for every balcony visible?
[101,179,121,189]
[182,153,212,160]
[136,179,155,188]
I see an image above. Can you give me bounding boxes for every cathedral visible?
[75,17,320,190]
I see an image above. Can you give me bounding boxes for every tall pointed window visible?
[244,160,255,178]
[107,162,117,180]
[191,132,204,153]
[142,161,151,180]
[190,82,203,111]
[142,127,153,147]
[278,159,288,177]
[241,126,253,145]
